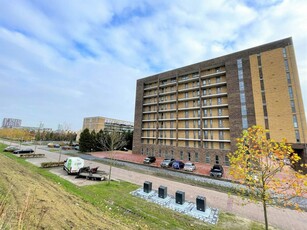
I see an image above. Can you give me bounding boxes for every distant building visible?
[2,118,22,128]
[82,116,134,133]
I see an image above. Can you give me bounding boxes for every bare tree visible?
[97,131,127,183]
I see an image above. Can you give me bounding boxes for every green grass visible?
[0,143,267,229]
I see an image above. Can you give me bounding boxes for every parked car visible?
[184,162,196,172]
[4,146,20,152]
[62,146,73,150]
[160,158,175,168]
[210,164,224,177]
[54,144,60,148]
[74,146,80,151]
[172,160,185,169]
[13,148,34,154]
[143,156,156,164]
[123,147,129,151]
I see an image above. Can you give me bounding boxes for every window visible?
[185,121,189,128]
[241,105,247,116]
[185,130,189,138]
[203,99,207,106]
[185,111,189,118]
[188,152,191,161]
[218,119,223,128]
[195,152,199,162]
[170,130,174,138]
[286,72,291,84]
[210,131,213,139]
[291,100,296,113]
[204,142,208,149]
[217,97,222,105]
[205,153,210,163]
[218,108,223,116]
[216,76,221,83]
[203,89,207,95]
[225,155,230,166]
[185,92,188,98]
[282,48,287,58]
[204,131,208,139]
[293,115,298,128]
[219,131,224,140]
[237,59,243,69]
[295,130,300,142]
[170,121,174,128]
[242,117,248,129]
[219,142,225,150]
[185,101,189,108]
[203,79,207,85]
[215,155,219,164]
[141,148,143,155]
[239,81,245,91]
[284,60,289,72]
[204,109,208,117]
[288,86,294,99]
[240,93,246,103]
[204,119,208,128]
[180,151,183,160]
[185,83,188,89]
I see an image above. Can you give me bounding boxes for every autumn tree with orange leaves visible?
[228,126,307,230]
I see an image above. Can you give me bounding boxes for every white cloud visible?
[0,0,307,130]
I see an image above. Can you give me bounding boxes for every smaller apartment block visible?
[83,116,134,133]
[133,37,307,165]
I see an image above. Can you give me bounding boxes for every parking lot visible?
[91,150,231,179]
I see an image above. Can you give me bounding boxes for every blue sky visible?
[1,0,307,131]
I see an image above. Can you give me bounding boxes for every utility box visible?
[143,181,152,193]
[158,186,167,199]
[175,190,185,205]
[196,196,206,211]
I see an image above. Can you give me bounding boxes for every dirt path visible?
[0,153,129,230]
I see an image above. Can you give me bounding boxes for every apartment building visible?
[133,37,307,165]
[82,116,134,133]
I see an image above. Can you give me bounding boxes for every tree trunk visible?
[263,200,268,230]
[108,164,112,184]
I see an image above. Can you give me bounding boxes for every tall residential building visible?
[2,118,22,128]
[82,116,134,133]
[133,37,307,165]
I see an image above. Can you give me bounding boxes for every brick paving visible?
[91,150,231,179]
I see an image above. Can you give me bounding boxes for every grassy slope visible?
[0,143,269,229]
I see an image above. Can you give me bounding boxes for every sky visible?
[1,0,307,131]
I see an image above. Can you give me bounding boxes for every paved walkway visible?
[2,141,306,230]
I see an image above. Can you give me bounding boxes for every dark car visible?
[13,148,34,154]
[160,158,175,168]
[4,146,20,152]
[210,164,224,177]
[172,160,185,169]
[143,156,156,164]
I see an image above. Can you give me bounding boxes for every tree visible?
[79,129,93,152]
[97,131,127,183]
[228,126,307,230]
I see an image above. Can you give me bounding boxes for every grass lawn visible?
[0,142,269,229]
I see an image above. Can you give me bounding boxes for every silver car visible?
[184,162,196,172]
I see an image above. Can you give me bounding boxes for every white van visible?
[63,157,84,175]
